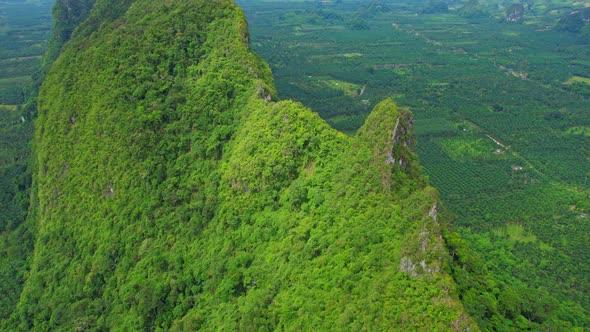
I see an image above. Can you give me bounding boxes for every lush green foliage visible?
[0,0,53,321]
[4,0,589,329]
[0,106,33,320]
[43,0,96,67]
[2,0,475,330]
[556,8,590,33]
[239,0,590,330]
[458,0,488,18]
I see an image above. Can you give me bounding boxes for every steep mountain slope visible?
[1,0,105,322]
[5,0,475,330]
[0,107,32,320]
[43,0,97,67]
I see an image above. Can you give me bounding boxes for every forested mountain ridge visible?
[238,0,590,329]
[2,0,476,330]
[43,0,96,68]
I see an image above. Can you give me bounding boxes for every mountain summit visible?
[4,0,474,330]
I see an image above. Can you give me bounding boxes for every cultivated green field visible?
[239,0,590,329]
[0,0,53,104]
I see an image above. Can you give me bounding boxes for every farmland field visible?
[0,0,53,105]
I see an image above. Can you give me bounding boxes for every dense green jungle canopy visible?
[1,0,478,330]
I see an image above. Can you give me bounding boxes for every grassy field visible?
[566,75,590,85]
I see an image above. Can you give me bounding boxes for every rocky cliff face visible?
[2,0,476,330]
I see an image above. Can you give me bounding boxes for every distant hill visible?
[504,3,524,23]
[557,7,590,39]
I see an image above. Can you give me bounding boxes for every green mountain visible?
[0,0,96,322]
[43,0,97,67]
[0,105,32,321]
[2,0,476,330]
